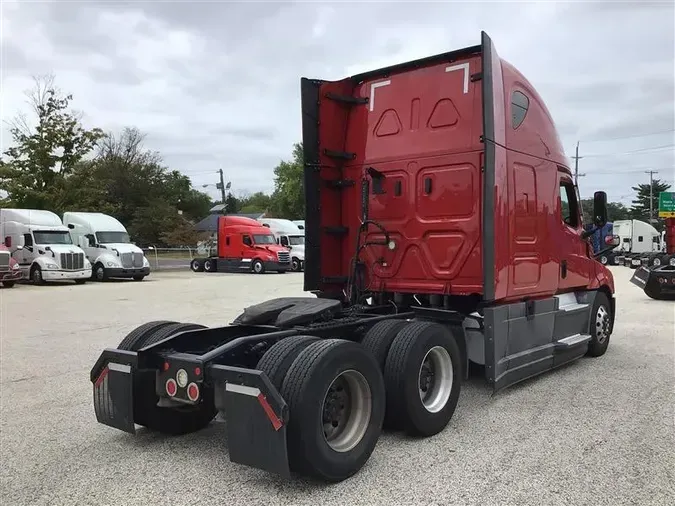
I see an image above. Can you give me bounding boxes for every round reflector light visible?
[165,378,177,397]
[187,382,200,402]
[176,368,188,388]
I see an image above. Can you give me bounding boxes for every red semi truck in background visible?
[0,244,22,288]
[90,32,616,482]
[190,215,291,274]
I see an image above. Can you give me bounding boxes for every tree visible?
[0,75,104,211]
[581,199,631,222]
[238,191,272,214]
[629,179,671,230]
[269,143,304,219]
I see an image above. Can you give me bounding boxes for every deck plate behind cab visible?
[233,297,342,327]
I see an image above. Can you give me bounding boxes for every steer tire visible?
[384,321,462,437]
[117,320,177,351]
[586,292,613,357]
[280,339,385,482]
[256,335,320,391]
[120,321,215,435]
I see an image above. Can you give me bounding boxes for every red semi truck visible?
[0,244,22,288]
[90,32,616,482]
[190,215,291,274]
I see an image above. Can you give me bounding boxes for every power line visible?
[581,144,675,158]
[580,128,675,143]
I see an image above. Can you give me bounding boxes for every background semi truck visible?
[0,243,22,288]
[90,32,616,483]
[258,218,305,272]
[190,215,291,274]
[612,219,667,267]
[0,208,91,284]
[63,212,151,281]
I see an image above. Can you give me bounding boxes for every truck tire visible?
[190,259,204,272]
[93,263,108,281]
[117,320,177,351]
[280,339,385,482]
[599,254,609,265]
[204,259,216,272]
[586,291,613,357]
[252,259,265,274]
[256,335,320,391]
[2,281,15,288]
[360,319,410,372]
[30,265,44,285]
[291,257,301,272]
[383,321,462,437]
[120,321,216,435]
[651,256,662,267]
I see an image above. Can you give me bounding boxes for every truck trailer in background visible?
[612,219,663,267]
[63,212,151,281]
[0,208,92,284]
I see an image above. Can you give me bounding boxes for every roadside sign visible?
[658,192,675,218]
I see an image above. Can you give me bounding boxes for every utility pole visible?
[217,168,227,204]
[645,170,659,224]
[572,141,586,186]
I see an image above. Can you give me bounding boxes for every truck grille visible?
[121,252,144,268]
[60,252,85,270]
[0,252,9,272]
[277,251,290,264]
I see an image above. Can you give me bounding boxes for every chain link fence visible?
[141,246,194,270]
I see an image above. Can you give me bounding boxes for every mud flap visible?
[93,362,135,434]
[630,266,650,289]
[210,365,290,478]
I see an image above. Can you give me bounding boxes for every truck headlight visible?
[107,261,116,267]
[143,257,150,267]
[45,263,59,270]
[84,259,91,268]
[11,263,19,270]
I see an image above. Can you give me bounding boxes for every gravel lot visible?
[1,267,673,506]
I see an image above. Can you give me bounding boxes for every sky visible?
[1,0,674,205]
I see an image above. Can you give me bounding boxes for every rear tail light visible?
[166,378,177,396]
[187,382,200,402]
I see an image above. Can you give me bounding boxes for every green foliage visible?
[0,75,104,210]
[629,179,671,229]
[581,199,631,222]
[238,191,273,214]
[269,143,304,219]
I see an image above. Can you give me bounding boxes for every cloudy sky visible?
[1,0,673,204]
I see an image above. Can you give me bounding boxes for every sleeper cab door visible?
[557,175,594,291]
[241,234,253,269]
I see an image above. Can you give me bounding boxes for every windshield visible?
[96,231,130,244]
[289,235,305,246]
[253,234,276,245]
[33,230,72,245]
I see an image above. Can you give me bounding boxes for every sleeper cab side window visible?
[559,181,580,228]
[511,90,529,129]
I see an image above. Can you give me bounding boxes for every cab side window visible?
[280,236,289,247]
[242,235,252,246]
[23,233,33,248]
[511,90,529,129]
[85,234,96,247]
[559,181,580,228]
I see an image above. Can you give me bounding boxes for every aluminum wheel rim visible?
[292,259,299,271]
[670,258,675,266]
[204,260,212,271]
[254,262,262,273]
[191,260,199,271]
[595,305,610,344]
[33,268,41,282]
[96,266,105,280]
[418,346,453,413]
[600,256,607,264]
[653,259,661,266]
[321,369,372,453]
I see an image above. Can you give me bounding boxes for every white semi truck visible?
[257,218,305,272]
[0,208,92,284]
[612,219,663,267]
[63,212,150,281]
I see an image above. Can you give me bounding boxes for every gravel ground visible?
[1,267,673,506]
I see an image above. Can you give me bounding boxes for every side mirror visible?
[605,235,620,247]
[592,191,608,227]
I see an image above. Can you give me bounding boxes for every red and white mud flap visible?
[210,364,291,478]
[92,354,136,434]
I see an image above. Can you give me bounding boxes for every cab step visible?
[555,333,591,349]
